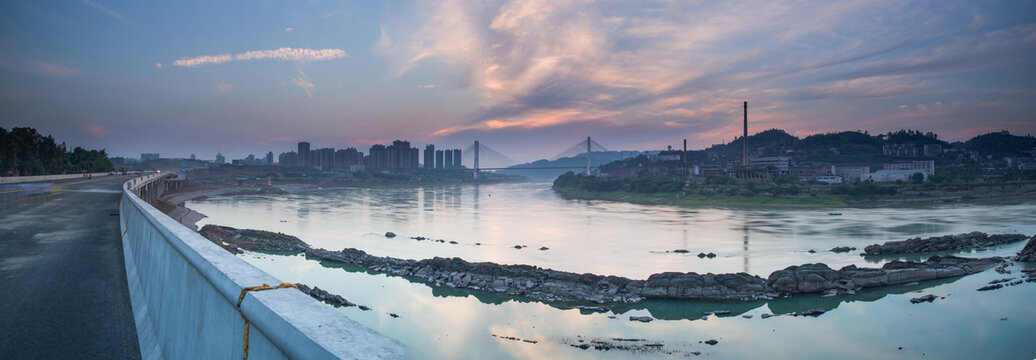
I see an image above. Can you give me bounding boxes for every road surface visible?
[0,175,141,359]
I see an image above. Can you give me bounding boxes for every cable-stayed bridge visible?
[461,137,610,180]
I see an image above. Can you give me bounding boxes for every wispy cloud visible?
[78,0,127,23]
[0,58,79,77]
[170,47,347,68]
[292,69,315,97]
[215,83,233,95]
[379,0,1036,142]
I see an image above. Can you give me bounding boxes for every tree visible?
[0,127,113,176]
[910,172,925,184]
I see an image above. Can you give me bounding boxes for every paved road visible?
[0,175,141,359]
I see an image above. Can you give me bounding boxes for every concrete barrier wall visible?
[0,172,117,184]
[120,173,404,359]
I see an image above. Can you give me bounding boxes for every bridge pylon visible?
[586,136,591,175]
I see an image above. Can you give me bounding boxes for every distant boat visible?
[828,212,842,216]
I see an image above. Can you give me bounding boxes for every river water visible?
[190,182,1036,359]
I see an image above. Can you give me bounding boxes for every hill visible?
[963,131,1036,158]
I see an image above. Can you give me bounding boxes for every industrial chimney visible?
[742,101,748,167]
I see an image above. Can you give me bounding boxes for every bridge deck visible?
[0,175,141,359]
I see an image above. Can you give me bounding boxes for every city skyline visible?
[1,1,1034,162]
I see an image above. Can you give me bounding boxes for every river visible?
[189,182,1036,359]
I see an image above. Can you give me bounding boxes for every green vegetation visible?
[552,186,848,207]
[963,131,1036,158]
[829,182,897,196]
[0,127,114,176]
[883,129,944,145]
[552,171,849,206]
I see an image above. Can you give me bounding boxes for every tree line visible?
[0,127,114,176]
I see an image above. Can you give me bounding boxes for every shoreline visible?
[553,182,1036,209]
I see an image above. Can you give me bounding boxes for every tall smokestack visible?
[743,101,748,167]
[683,139,687,164]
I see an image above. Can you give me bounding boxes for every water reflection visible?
[311,254,963,321]
[245,251,1036,360]
[742,225,750,274]
[189,183,1036,279]
[193,183,1036,359]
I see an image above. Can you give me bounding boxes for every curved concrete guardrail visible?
[120,173,404,359]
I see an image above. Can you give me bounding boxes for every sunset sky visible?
[1,0,1034,163]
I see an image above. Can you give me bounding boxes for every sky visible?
[1,0,1034,164]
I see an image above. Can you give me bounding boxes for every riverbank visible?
[553,187,848,207]
[553,181,1036,208]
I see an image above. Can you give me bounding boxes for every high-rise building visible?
[335,148,362,168]
[424,145,435,169]
[215,152,225,164]
[315,148,335,170]
[389,140,413,169]
[435,150,444,169]
[367,141,420,169]
[409,147,419,169]
[298,142,311,167]
[444,149,453,169]
[265,151,274,165]
[369,144,388,169]
[278,151,298,166]
[190,154,196,161]
[452,149,462,168]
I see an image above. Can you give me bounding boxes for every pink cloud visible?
[84,124,110,137]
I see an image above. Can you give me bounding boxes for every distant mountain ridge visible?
[505,129,1034,178]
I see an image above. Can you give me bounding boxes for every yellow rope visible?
[236,283,299,359]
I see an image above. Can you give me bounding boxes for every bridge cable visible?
[477,143,518,167]
[237,283,300,359]
[551,138,610,160]
[463,142,518,168]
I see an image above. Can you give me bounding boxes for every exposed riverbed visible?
[189,182,1036,359]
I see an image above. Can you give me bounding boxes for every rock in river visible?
[910,294,936,303]
[385,232,397,238]
[1014,235,1036,262]
[863,232,1028,256]
[212,225,1009,306]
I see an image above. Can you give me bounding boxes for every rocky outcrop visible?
[208,225,1009,305]
[199,225,311,254]
[1014,236,1036,262]
[295,283,357,307]
[304,246,1003,304]
[862,232,1029,255]
[767,255,1002,295]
